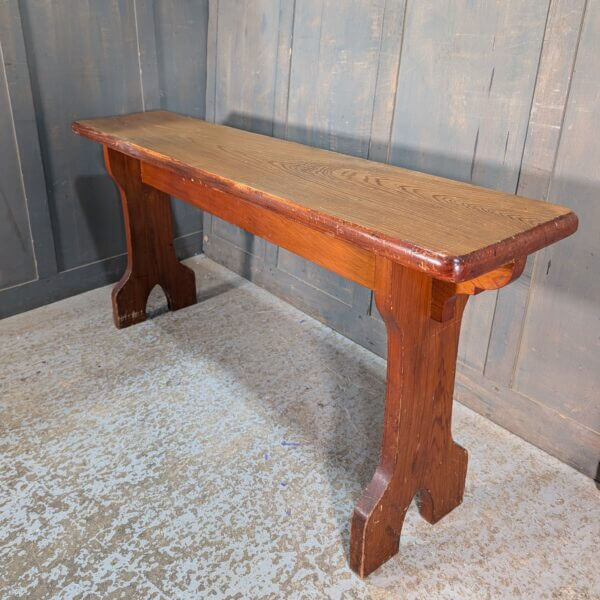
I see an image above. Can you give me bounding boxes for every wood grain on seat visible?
[72,111,577,282]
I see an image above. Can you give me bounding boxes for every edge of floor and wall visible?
[202,213,600,484]
[0,233,203,320]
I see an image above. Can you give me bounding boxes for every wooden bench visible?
[72,111,577,577]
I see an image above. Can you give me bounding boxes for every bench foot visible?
[350,257,468,577]
[104,147,196,328]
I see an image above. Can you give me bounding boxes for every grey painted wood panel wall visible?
[204,0,599,480]
[0,0,208,317]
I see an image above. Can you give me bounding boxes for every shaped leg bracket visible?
[104,147,197,328]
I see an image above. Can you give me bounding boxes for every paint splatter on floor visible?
[1,256,598,599]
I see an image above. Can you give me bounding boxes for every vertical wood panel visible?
[272,0,296,139]
[19,0,144,272]
[132,0,161,110]
[388,0,550,372]
[368,0,406,164]
[286,0,385,157]
[0,0,57,281]
[215,0,281,134]
[514,0,600,429]
[484,0,587,386]
[0,42,36,289]
[264,0,296,267]
[208,0,282,261]
[154,0,208,117]
[205,0,219,124]
[282,0,385,306]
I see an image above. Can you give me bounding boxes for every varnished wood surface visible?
[350,257,469,576]
[72,111,577,282]
[104,148,197,327]
[75,110,579,576]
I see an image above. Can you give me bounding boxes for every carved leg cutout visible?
[104,147,197,328]
[350,258,468,577]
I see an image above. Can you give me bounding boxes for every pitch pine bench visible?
[72,111,577,577]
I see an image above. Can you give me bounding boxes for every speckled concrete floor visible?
[1,256,598,600]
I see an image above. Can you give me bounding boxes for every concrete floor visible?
[0,255,598,600]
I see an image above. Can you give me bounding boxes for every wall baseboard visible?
[454,364,600,482]
[0,231,203,320]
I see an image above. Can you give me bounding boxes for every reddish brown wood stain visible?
[73,112,578,577]
[104,147,196,327]
[351,257,469,576]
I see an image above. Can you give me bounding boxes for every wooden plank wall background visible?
[203,0,599,480]
[0,0,208,316]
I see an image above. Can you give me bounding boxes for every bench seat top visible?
[73,111,577,282]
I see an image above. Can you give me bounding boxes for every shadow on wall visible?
[75,173,126,260]
[224,111,524,182]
